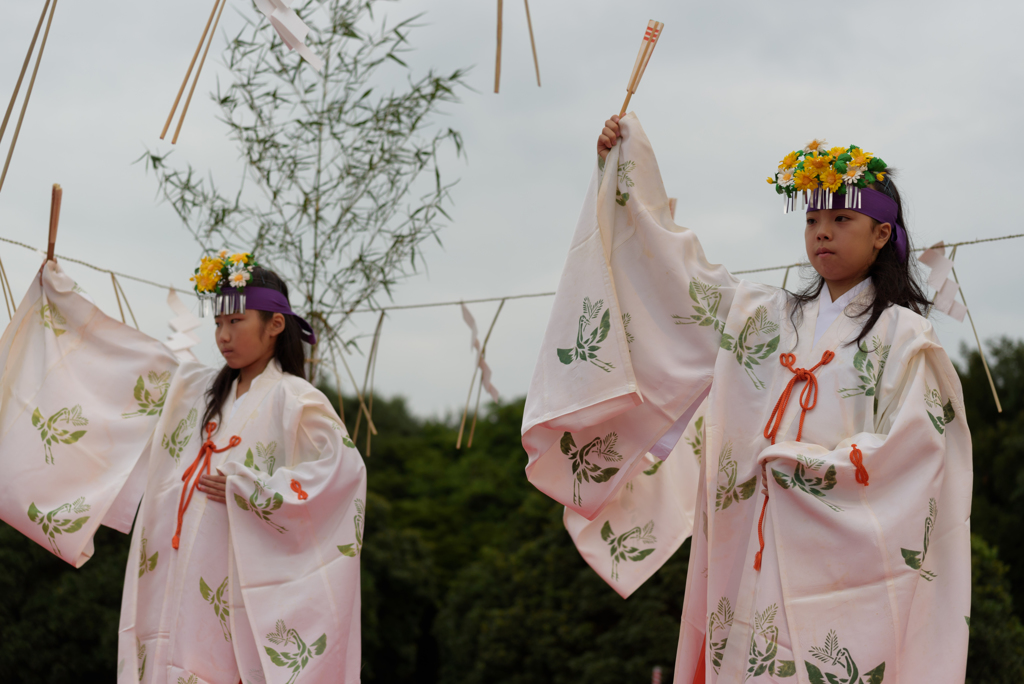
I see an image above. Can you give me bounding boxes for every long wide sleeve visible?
[755,330,972,682]
[0,261,179,567]
[220,389,367,684]
[523,113,738,520]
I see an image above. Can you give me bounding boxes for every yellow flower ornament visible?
[768,140,890,212]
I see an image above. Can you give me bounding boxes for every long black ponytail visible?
[786,172,931,347]
[201,267,306,429]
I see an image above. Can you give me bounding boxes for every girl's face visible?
[214,309,285,370]
[805,209,892,285]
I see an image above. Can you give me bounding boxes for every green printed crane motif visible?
[716,443,757,511]
[746,604,796,679]
[27,497,90,556]
[772,454,842,512]
[39,302,67,337]
[616,160,635,205]
[673,279,725,335]
[178,675,198,684]
[138,528,159,577]
[137,638,147,682]
[686,416,704,465]
[720,306,781,390]
[234,479,288,534]
[557,297,615,372]
[200,576,232,641]
[163,408,197,465]
[839,336,890,415]
[338,498,365,557]
[601,519,656,581]
[31,405,88,465]
[561,431,621,507]
[708,597,734,675]
[122,371,172,418]
[265,620,327,684]
[924,384,956,435]
[805,630,885,684]
[901,498,938,581]
[244,441,278,475]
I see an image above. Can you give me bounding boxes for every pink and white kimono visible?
[0,262,365,684]
[523,114,972,683]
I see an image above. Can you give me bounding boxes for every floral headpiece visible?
[767,139,889,213]
[190,249,259,316]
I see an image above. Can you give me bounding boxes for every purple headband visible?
[807,187,908,262]
[219,286,317,344]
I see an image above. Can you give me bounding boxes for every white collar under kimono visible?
[814,277,872,348]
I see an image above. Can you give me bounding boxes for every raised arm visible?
[523,113,738,520]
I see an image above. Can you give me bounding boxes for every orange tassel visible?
[850,443,869,486]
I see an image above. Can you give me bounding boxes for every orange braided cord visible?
[850,443,869,486]
[763,350,835,444]
[172,422,241,549]
[753,489,769,571]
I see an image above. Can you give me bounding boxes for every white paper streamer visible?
[254,0,324,71]
[918,242,968,323]
[460,303,499,401]
[166,288,201,362]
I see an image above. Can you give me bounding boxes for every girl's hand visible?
[597,115,621,161]
[198,474,228,504]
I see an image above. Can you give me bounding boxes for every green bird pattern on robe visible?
[234,479,288,534]
[265,620,327,684]
[27,497,90,556]
[746,604,796,679]
[31,405,88,465]
[561,431,621,507]
[557,297,614,372]
[162,408,197,465]
[805,629,885,684]
[338,498,365,557]
[900,498,939,581]
[600,519,656,581]
[772,455,842,512]
[708,597,734,675]
[122,371,171,418]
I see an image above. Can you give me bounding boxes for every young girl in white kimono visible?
[0,256,366,684]
[521,114,972,683]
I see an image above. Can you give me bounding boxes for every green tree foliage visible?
[967,534,1024,682]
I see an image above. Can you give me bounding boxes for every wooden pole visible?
[0,0,52,148]
[949,253,1002,413]
[494,0,503,93]
[524,0,540,86]
[0,0,58,196]
[171,0,227,144]
[47,183,61,262]
[161,0,221,139]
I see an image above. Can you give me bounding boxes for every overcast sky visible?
[1,0,1021,420]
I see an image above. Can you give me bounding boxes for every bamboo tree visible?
[143,0,466,378]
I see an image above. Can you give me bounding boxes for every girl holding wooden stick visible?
[523,108,972,682]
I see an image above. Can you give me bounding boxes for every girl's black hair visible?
[786,171,931,348]
[201,267,306,430]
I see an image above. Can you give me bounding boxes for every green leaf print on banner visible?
[200,576,232,642]
[686,416,704,465]
[772,455,842,512]
[805,629,885,684]
[338,498,366,557]
[708,597,734,675]
[31,405,88,465]
[234,479,288,534]
[557,297,615,372]
[839,336,890,415]
[900,498,939,581]
[137,638,147,682]
[138,528,159,578]
[720,306,781,391]
[673,279,725,335]
[244,441,278,475]
[716,443,757,511]
[924,383,955,435]
[600,519,656,581]
[162,408,197,465]
[561,431,622,507]
[615,160,635,205]
[746,604,796,679]
[178,675,199,684]
[122,371,172,418]
[27,497,90,556]
[265,620,327,684]
[39,302,67,337]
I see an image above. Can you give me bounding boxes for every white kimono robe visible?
[0,262,366,684]
[522,114,972,683]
